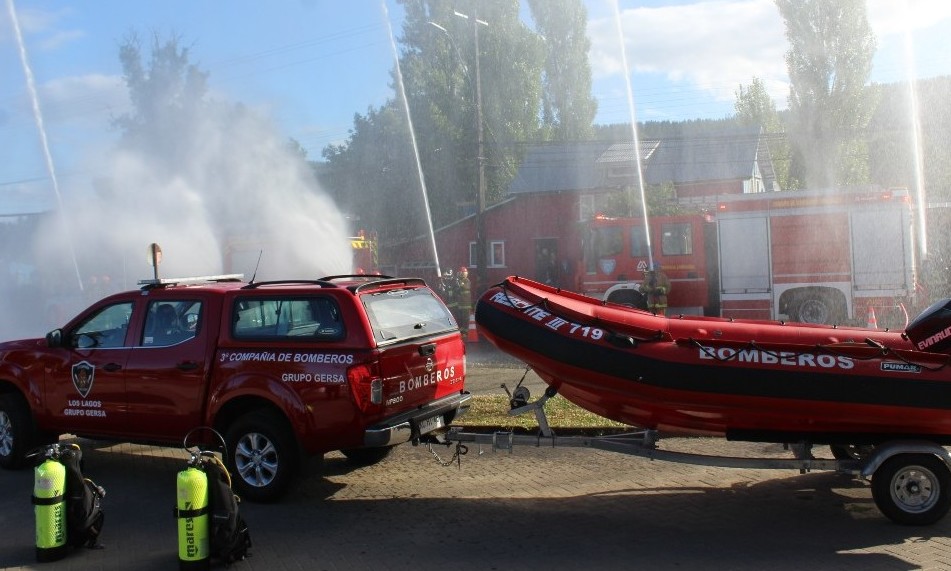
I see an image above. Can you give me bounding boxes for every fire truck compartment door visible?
[718,217,769,293]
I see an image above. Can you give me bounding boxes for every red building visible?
[381,128,776,297]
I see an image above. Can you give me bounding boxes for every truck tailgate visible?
[377,332,466,411]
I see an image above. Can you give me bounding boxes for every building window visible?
[490,241,505,267]
[469,241,506,268]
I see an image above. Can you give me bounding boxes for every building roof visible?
[646,128,762,184]
[508,142,612,194]
[508,127,770,194]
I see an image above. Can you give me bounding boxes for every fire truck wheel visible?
[793,297,832,324]
[0,393,34,470]
[225,410,300,503]
[872,454,951,525]
[340,445,395,466]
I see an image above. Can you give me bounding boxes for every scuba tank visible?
[175,457,210,570]
[30,442,106,562]
[33,449,68,562]
[175,426,251,569]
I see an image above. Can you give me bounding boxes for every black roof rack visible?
[242,279,337,289]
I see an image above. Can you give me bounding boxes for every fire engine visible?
[224,231,379,276]
[581,187,918,328]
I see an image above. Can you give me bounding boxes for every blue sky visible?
[2,0,951,214]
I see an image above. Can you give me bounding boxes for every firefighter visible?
[440,269,458,319]
[457,266,471,326]
[640,263,671,315]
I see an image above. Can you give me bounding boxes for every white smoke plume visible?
[3,94,352,341]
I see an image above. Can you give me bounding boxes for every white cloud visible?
[0,5,80,49]
[588,0,788,107]
[867,0,951,38]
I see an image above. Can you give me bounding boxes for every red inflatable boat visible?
[475,276,951,445]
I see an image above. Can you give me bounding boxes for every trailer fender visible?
[861,441,951,478]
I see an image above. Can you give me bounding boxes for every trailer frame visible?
[430,384,951,525]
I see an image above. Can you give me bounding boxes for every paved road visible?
[3,351,951,570]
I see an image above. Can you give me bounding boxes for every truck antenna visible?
[249,250,263,284]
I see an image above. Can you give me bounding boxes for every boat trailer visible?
[426,383,951,526]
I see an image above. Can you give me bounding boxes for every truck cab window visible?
[73,302,133,349]
[143,300,202,346]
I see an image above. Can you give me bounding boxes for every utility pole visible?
[431,11,489,288]
[452,9,489,289]
[471,8,487,289]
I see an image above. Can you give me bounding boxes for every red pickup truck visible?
[0,274,470,501]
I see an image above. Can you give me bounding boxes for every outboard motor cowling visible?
[905,298,951,354]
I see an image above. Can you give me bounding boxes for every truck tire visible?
[871,454,951,525]
[341,445,394,466]
[225,410,300,503]
[0,394,34,469]
[792,296,832,324]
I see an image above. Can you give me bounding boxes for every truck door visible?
[718,215,771,319]
[719,216,770,292]
[123,298,211,440]
[45,300,134,436]
[851,208,910,293]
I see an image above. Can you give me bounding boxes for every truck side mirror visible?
[45,329,63,348]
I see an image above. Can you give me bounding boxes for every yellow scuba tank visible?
[33,452,68,562]
[176,464,210,570]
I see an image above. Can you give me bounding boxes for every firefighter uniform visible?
[456,267,471,326]
[640,267,671,315]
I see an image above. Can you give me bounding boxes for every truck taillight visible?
[347,363,384,411]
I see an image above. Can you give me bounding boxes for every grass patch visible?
[458,394,628,431]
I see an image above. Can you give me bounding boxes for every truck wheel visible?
[793,296,832,324]
[225,410,300,503]
[871,454,951,525]
[0,394,34,469]
[341,446,394,466]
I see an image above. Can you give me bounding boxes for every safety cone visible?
[867,306,878,329]
[467,313,479,343]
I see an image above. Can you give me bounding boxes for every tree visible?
[734,77,793,189]
[321,0,547,247]
[527,0,597,141]
[321,103,425,243]
[399,0,545,220]
[113,32,210,167]
[776,0,876,189]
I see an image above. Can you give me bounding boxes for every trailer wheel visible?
[225,410,300,503]
[871,454,951,525]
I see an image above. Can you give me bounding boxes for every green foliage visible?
[867,77,951,204]
[776,0,877,189]
[596,117,744,141]
[320,0,597,246]
[527,0,598,141]
[113,32,210,163]
[734,77,793,190]
[595,182,699,219]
